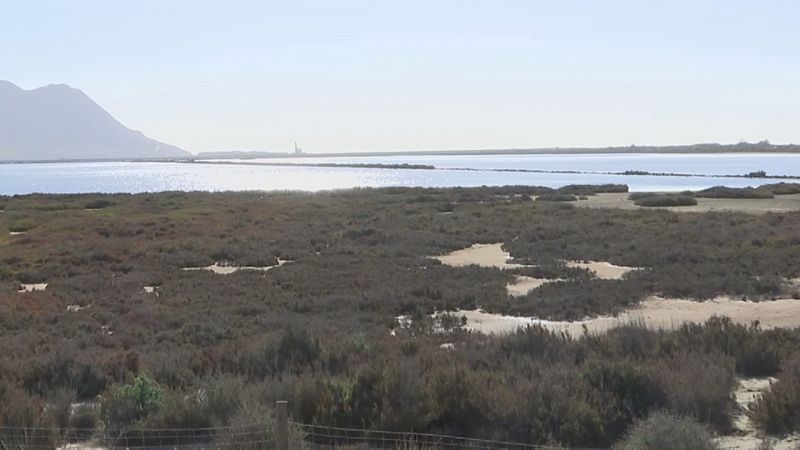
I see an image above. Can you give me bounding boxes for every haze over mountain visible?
[0,81,189,161]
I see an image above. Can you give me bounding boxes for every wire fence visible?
[292,422,580,450]
[0,422,276,449]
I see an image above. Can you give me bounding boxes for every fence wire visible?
[0,421,601,450]
[0,422,276,449]
[290,422,597,450]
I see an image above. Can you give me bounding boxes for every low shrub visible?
[628,192,657,201]
[634,195,697,207]
[760,183,800,195]
[750,355,800,434]
[85,200,115,209]
[695,186,773,199]
[557,184,629,195]
[536,193,578,202]
[613,411,718,450]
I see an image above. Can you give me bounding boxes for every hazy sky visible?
[3,1,799,153]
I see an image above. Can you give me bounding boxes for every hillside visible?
[0,81,188,161]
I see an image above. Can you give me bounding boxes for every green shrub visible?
[614,411,718,450]
[101,376,164,429]
[635,195,697,207]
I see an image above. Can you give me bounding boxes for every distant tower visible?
[294,142,303,155]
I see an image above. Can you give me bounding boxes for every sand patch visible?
[183,258,292,275]
[18,283,47,293]
[506,276,560,297]
[9,231,26,236]
[66,304,91,312]
[565,260,639,280]
[433,243,532,269]
[436,296,800,336]
[575,192,800,214]
[716,377,800,450]
[143,286,159,294]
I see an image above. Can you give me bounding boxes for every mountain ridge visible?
[0,81,189,161]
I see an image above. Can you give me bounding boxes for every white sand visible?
[18,283,47,293]
[66,304,91,312]
[143,286,158,294]
[9,231,26,236]
[183,258,292,275]
[506,276,561,297]
[565,260,640,280]
[439,296,800,336]
[433,243,532,269]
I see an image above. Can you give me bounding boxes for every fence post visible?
[276,400,289,450]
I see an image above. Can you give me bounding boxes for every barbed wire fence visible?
[0,400,750,449]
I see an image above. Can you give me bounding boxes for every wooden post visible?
[276,400,289,450]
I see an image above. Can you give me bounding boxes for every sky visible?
[2,0,799,154]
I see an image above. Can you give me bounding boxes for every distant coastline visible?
[1,141,799,164]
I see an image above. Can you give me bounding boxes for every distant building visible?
[294,142,303,155]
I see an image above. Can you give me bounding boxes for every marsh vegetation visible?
[1,186,800,447]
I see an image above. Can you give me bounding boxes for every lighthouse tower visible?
[294,142,303,155]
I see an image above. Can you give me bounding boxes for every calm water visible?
[0,153,797,195]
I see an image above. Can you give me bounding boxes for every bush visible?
[85,199,115,209]
[634,195,697,207]
[628,192,657,201]
[760,183,800,195]
[614,411,718,450]
[695,186,774,199]
[536,193,578,202]
[558,184,629,194]
[101,376,164,429]
[750,355,800,434]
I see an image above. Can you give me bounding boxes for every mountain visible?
[0,80,189,161]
